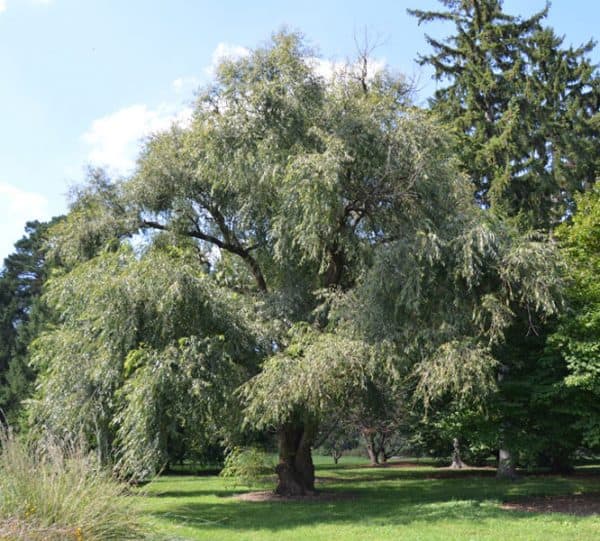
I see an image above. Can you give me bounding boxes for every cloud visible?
[204,42,250,77]
[0,1,6,13]
[308,56,387,81]
[82,103,192,173]
[172,76,200,94]
[82,42,385,177]
[0,181,49,262]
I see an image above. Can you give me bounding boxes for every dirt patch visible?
[424,467,496,480]
[502,494,600,516]
[234,490,358,502]
[360,461,426,468]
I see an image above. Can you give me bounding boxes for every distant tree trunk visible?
[549,452,574,474]
[496,365,518,479]
[377,432,388,464]
[275,422,316,496]
[362,428,379,465]
[497,447,518,479]
[450,437,466,469]
[332,449,342,464]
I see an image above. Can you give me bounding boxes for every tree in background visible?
[547,189,600,451]
[409,0,599,230]
[0,218,62,425]
[410,0,599,477]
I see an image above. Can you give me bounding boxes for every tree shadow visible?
[142,470,600,535]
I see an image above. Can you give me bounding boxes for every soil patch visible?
[360,461,425,469]
[234,490,358,502]
[425,467,496,480]
[502,494,600,516]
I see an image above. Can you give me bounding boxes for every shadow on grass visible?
[143,470,600,534]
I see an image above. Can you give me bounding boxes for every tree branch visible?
[141,219,268,292]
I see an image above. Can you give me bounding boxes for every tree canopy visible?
[12,28,575,495]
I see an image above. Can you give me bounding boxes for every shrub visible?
[219,447,274,488]
[0,431,143,540]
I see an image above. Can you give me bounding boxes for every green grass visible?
[135,456,600,540]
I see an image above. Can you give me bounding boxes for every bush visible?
[219,447,274,488]
[0,431,143,540]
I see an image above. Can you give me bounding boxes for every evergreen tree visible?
[0,218,62,424]
[409,0,599,230]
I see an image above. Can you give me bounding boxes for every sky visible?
[1,0,598,262]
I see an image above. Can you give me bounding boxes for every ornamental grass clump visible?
[0,431,143,540]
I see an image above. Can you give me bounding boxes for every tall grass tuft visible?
[0,430,143,540]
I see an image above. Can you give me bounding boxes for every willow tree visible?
[31,31,563,494]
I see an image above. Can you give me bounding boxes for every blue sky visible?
[1,0,598,261]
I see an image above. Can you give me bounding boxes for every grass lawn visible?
[135,456,600,540]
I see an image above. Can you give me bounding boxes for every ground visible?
[134,456,600,540]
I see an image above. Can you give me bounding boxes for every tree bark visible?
[362,428,379,466]
[496,365,518,479]
[450,437,466,469]
[275,423,316,496]
[497,448,518,479]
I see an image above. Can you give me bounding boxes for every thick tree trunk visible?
[275,423,316,496]
[450,437,466,469]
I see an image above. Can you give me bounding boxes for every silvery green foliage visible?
[30,31,565,471]
[241,324,399,430]
[29,246,261,475]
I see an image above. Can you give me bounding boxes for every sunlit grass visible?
[135,456,600,540]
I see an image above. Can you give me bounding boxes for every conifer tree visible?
[0,218,62,424]
[410,0,599,230]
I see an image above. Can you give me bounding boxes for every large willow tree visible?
[31,31,562,495]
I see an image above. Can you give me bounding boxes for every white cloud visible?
[82,103,192,173]
[82,42,385,177]
[204,42,250,77]
[0,181,49,262]
[0,0,55,15]
[308,56,386,81]
[172,76,200,94]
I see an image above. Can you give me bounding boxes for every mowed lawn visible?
[135,456,600,540]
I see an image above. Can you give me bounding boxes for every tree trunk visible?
[362,429,379,465]
[496,366,517,479]
[275,423,316,496]
[497,448,518,479]
[450,437,466,469]
[550,453,574,474]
